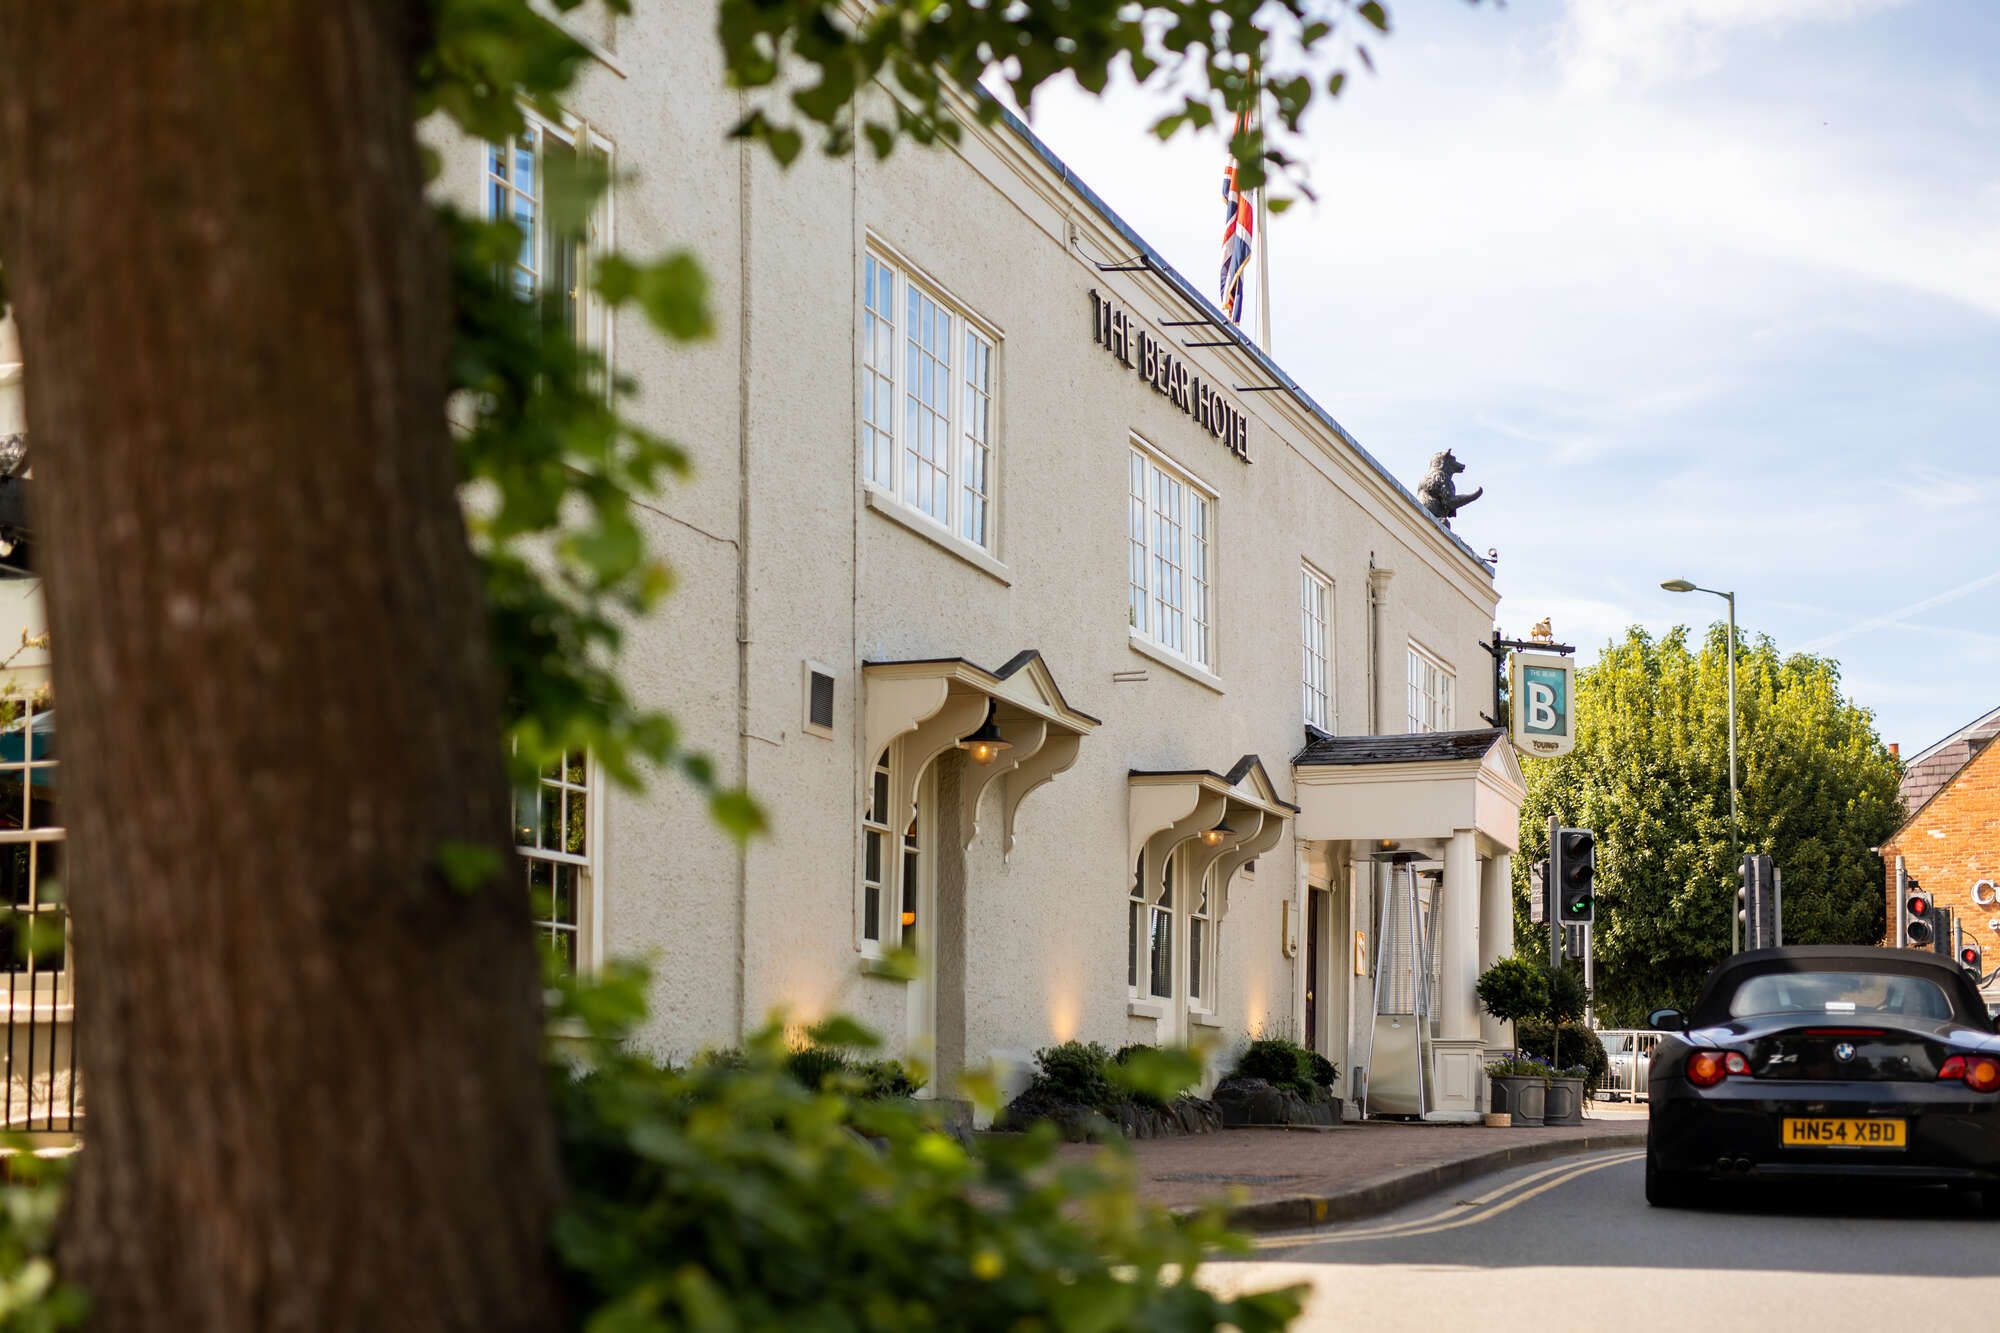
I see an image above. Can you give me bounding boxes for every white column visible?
[1479,851,1514,1050]
[1439,830,1481,1041]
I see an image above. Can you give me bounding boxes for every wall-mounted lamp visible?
[1200,818,1235,848]
[957,705,1012,765]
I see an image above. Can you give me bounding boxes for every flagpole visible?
[1253,82,1272,355]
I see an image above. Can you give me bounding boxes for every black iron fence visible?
[4,972,77,1134]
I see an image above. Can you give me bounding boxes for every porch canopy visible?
[1289,728,1524,854]
[1127,755,1297,920]
[863,651,1099,856]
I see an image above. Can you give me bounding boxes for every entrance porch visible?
[1292,729,1526,1122]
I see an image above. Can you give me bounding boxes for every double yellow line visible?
[1252,1149,1645,1251]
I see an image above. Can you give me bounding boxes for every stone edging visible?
[1210,1127,1648,1233]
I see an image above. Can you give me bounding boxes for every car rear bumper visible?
[1649,1081,2000,1184]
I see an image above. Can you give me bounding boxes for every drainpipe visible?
[733,115,753,1038]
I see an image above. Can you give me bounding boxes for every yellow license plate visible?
[1781,1118,1906,1148]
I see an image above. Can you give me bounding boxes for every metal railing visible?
[4,972,78,1134]
[1594,1029,1664,1103]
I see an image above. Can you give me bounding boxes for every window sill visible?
[1127,633,1225,694]
[1189,1009,1222,1030]
[1127,998,1168,1021]
[859,952,907,979]
[864,487,1012,586]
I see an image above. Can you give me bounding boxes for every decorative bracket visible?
[961,716,1046,849]
[1003,729,1082,861]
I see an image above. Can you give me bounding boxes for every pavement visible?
[1061,1104,1646,1231]
[1202,1146,2000,1332]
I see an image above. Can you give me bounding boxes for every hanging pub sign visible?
[1509,650,1576,758]
[1088,289,1251,464]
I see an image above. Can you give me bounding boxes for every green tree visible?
[0,0,1454,1326]
[1515,625,1904,1026]
[1474,955,1546,1051]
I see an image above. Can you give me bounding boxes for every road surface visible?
[1204,1148,2000,1332]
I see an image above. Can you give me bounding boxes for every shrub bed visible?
[1212,1037,1340,1126]
[998,1041,1222,1140]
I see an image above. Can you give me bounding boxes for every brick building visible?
[1882,704,2000,1004]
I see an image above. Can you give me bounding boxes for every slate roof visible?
[1898,705,2000,816]
[1292,727,1507,767]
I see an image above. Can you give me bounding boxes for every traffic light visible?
[1737,858,1752,942]
[1905,875,1934,947]
[1555,828,1596,924]
[1737,854,1778,950]
[1960,938,1983,979]
[1933,906,1955,959]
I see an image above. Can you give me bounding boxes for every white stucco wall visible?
[423,6,1504,1084]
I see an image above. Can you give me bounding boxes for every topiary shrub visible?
[1028,1040,1118,1113]
[1517,1020,1610,1098]
[1228,1037,1334,1101]
[1475,955,1548,1052]
[1000,1040,1219,1138]
[783,1043,854,1092]
[782,1043,925,1100]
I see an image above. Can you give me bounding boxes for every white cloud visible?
[1558,0,1916,95]
[1018,3,2000,748]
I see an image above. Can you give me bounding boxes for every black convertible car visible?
[1645,945,2000,1209]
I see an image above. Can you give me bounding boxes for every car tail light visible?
[1941,1055,2000,1092]
[1687,1051,1750,1087]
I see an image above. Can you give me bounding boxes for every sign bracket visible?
[1480,630,1575,729]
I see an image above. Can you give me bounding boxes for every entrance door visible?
[1305,888,1325,1050]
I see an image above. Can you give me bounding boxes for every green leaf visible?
[435,841,503,894]
[1107,1044,1204,1103]
[709,787,767,844]
[805,1015,881,1051]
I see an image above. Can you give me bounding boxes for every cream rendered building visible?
[1,6,1527,1130]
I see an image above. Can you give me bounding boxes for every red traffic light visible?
[1962,947,1980,966]
[1909,898,1929,916]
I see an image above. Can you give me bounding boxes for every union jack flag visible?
[1219,108,1255,322]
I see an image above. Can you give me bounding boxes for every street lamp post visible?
[1662,579,1740,953]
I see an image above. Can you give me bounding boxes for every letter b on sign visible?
[1526,681,1559,731]
[1509,652,1576,758]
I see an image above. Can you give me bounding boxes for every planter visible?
[1488,1074,1545,1127]
[1544,1076,1585,1127]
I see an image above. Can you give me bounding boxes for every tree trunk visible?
[0,4,564,1328]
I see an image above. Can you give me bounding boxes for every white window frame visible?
[1147,851,1178,1003]
[1128,439,1217,673]
[1301,564,1333,731]
[0,693,67,1009]
[859,245,1001,552]
[485,113,615,356]
[858,745,934,960]
[515,749,602,975]
[1407,640,1456,735]
[1189,869,1217,1015]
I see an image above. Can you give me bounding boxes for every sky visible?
[1013,0,2000,754]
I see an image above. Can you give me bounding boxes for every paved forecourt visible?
[1059,1117,1644,1229]
[1201,1148,2000,1333]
